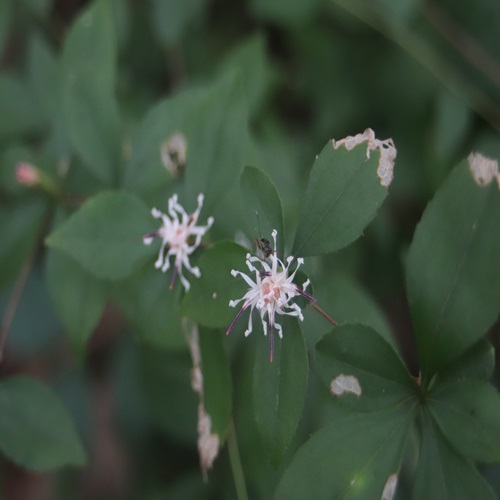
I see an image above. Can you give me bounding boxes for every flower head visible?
[16,162,40,187]
[143,193,214,292]
[226,229,315,362]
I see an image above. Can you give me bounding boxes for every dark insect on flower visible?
[255,237,273,259]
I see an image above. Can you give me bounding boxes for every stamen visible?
[269,321,274,363]
[226,303,248,335]
[169,264,178,289]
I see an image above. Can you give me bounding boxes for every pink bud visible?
[15,163,40,187]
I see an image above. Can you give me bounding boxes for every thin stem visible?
[227,419,249,500]
[0,254,35,362]
[311,302,338,327]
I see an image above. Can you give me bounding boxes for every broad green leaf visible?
[199,328,232,440]
[0,197,48,289]
[45,247,107,358]
[180,242,248,328]
[0,265,60,357]
[125,74,250,208]
[112,263,185,350]
[301,272,395,350]
[46,191,155,281]
[62,0,120,185]
[315,324,416,411]
[218,34,275,116]
[429,381,500,463]
[0,376,86,470]
[240,165,284,254]
[140,348,197,443]
[0,75,44,138]
[433,339,494,389]
[27,34,59,121]
[406,159,500,378]
[275,405,415,500]
[151,0,208,46]
[292,140,389,256]
[253,317,308,466]
[413,411,495,500]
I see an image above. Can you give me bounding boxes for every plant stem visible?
[0,255,34,362]
[227,419,249,500]
[311,302,338,327]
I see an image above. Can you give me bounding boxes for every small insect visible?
[255,237,273,259]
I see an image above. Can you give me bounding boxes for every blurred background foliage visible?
[1,0,500,498]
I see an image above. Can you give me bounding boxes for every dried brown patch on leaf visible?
[186,322,220,480]
[161,132,187,177]
[332,128,396,187]
[381,473,398,500]
[329,374,362,397]
[468,152,500,189]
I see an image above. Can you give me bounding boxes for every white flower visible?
[226,229,315,362]
[143,193,214,291]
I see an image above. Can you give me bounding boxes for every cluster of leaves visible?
[1,0,500,498]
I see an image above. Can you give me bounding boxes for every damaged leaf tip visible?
[332,128,396,187]
[330,374,362,397]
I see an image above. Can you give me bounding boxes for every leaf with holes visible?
[292,137,391,256]
[315,324,415,411]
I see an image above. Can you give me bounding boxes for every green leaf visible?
[0,197,48,289]
[218,34,275,116]
[199,328,232,440]
[240,165,284,254]
[125,74,250,207]
[406,160,500,378]
[301,272,395,350]
[46,191,155,281]
[151,0,208,46]
[62,0,120,185]
[315,324,415,411]
[429,381,500,463]
[413,412,495,500]
[0,75,45,138]
[253,316,308,466]
[275,405,415,500]
[292,140,389,256]
[27,34,59,121]
[433,339,494,389]
[0,376,86,470]
[112,264,185,350]
[180,242,248,328]
[45,247,107,358]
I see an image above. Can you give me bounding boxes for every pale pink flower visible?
[143,193,214,292]
[226,229,315,361]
